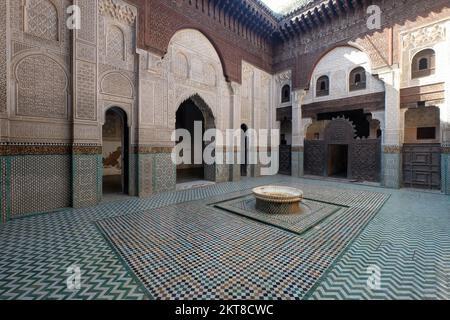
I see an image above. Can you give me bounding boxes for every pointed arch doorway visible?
[175,95,216,185]
[102,107,129,196]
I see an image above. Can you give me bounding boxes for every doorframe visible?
[102,107,130,195]
[326,143,350,179]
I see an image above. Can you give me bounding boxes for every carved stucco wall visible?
[15,54,68,119]
[98,0,137,145]
[25,0,59,41]
[138,28,233,147]
[8,0,72,144]
[0,0,7,117]
[302,46,385,105]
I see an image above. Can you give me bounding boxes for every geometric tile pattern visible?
[309,189,450,300]
[72,154,102,209]
[0,206,146,300]
[214,195,342,235]
[10,155,71,217]
[96,182,389,299]
[152,153,176,193]
[0,156,11,223]
[1,175,449,300]
[0,176,285,300]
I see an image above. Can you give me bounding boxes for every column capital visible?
[292,89,307,106]
[228,81,241,96]
[302,117,313,134]
[374,65,401,87]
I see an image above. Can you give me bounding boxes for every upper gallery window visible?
[316,76,329,97]
[281,85,291,103]
[349,67,367,91]
[412,49,436,79]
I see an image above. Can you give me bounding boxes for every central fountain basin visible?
[252,186,304,215]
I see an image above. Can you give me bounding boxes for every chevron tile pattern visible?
[310,191,450,300]
[1,175,448,300]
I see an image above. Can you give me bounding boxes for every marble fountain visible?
[252,186,304,215]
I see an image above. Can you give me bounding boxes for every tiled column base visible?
[135,147,175,196]
[72,152,102,208]
[250,164,261,178]
[152,153,176,193]
[382,146,402,189]
[231,163,241,182]
[0,156,11,224]
[128,152,138,197]
[137,153,153,198]
[442,151,450,195]
[215,164,229,183]
[291,148,304,178]
[230,151,240,182]
[1,145,75,220]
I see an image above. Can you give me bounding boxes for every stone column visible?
[135,51,154,198]
[377,67,403,189]
[228,81,241,182]
[371,110,386,182]
[72,0,102,208]
[291,89,307,177]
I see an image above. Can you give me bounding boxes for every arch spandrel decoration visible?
[168,29,225,78]
[324,118,356,144]
[168,29,228,133]
[177,93,216,131]
[176,91,217,123]
[100,72,134,99]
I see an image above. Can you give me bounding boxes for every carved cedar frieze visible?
[99,0,136,25]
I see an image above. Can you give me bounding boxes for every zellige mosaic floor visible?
[96,182,389,299]
[0,176,449,300]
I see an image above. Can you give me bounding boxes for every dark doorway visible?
[279,119,292,175]
[102,107,129,195]
[328,144,348,178]
[176,99,206,183]
[241,124,248,177]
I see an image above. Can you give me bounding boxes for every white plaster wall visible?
[303,46,385,105]
[241,61,273,131]
[400,19,450,145]
[98,0,138,145]
[400,19,450,89]
[272,70,293,137]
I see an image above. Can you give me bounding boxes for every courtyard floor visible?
[0,176,449,300]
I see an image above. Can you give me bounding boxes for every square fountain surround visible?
[96,182,390,300]
[212,194,344,235]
